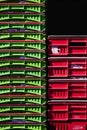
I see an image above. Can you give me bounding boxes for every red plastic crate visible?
[48,102,87,121]
[48,59,87,77]
[48,68,68,77]
[49,121,87,130]
[48,81,87,99]
[48,38,87,56]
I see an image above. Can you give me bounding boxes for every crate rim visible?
[48,35,87,39]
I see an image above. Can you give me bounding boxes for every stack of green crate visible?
[0,0,46,130]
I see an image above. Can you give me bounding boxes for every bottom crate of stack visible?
[0,123,46,130]
[48,101,87,130]
[49,122,87,130]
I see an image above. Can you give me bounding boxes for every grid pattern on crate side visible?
[48,35,87,130]
[0,0,46,128]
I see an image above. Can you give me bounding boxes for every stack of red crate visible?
[48,35,87,130]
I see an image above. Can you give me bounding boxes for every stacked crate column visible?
[0,0,46,129]
[48,35,87,130]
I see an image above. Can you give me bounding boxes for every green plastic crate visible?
[0,60,46,68]
[0,42,46,50]
[0,5,45,13]
[0,115,46,123]
[12,70,46,77]
[0,88,46,95]
[26,0,45,3]
[0,124,46,130]
[0,14,45,22]
[0,97,46,105]
[0,33,46,40]
[0,52,46,58]
[0,106,46,113]
[8,24,45,31]
[0,79,46,86]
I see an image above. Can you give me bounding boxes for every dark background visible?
[46,0,87,35]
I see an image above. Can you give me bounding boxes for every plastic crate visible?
[0,87,46,95]
[0,70,46,77]
[48,39,87,56]
[0,79,46,86]
[48,68,86,77]
[0,97,46,104]
[0,52,46,58]
[48,39,68,56]
[48,59,87,77]
[0,14,45,22]
[0,5,45,13]
[48,102,87,121]
[0,33,45,40]
[0,105,46,113]
[0,24,45,32]
[0,41,46,49]
[0,124,46,130]
[49,121,87,130]
[48,81,87,99]
[0,115,46,123]
[0,60,46,68]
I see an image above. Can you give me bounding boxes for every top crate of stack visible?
[48,35,87,56]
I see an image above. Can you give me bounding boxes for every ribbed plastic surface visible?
[0,0,46,128]
[48,36,87,130]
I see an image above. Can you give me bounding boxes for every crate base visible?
[49,121,87,130]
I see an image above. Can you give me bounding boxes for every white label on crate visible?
[73,125,84,130]
[51,47,60,54]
